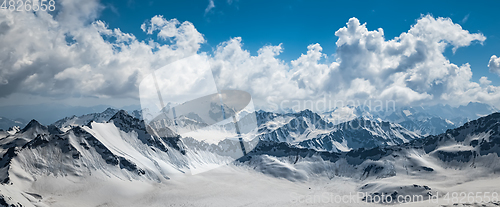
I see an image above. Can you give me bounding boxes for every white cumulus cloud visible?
[209,15,498,110]
[0,1,499,111]
[0,1,204,99]
[489,55,500,76]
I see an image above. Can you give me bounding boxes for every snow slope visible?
[1,111,500,206]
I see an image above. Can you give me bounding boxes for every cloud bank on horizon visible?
[0,0,499,111]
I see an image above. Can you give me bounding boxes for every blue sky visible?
[99,0,500,83]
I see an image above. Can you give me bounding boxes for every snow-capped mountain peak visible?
[298,117,422,152]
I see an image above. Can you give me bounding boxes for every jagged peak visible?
[108,110,133,122]
[67,125,94,137]
[21,119,47,133]
[102,107,119,114]
[290,109,323,121]
[108,110,147,134]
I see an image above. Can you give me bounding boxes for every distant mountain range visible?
[2,102,498,155]
[1,105,500,206]
[0,104,141,127]
[251,109,421,152]
[0,116,26,132]
[320,102,498,136]
[52,108,143,131]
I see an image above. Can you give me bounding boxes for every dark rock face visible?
[21,119,47,133]
[256,109,334,143]
[237,112,500,181]
[0,194,23,207]
[118,157,145,175]
[362,164,384,178]
[435,150,475,162]
[109,110,146,133]
[299,117,421,152]
[109,110,186,154]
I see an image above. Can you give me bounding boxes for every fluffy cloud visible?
[479,76,492,86]
[489,55,500,76]
[210,15,497,109]
[0,0,499,111]
[0,1,204,99]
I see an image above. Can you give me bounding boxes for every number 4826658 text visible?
[1,0,55,12]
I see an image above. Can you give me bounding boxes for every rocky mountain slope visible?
[1,109,500,206]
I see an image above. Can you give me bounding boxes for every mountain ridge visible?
[1,109,500,206]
